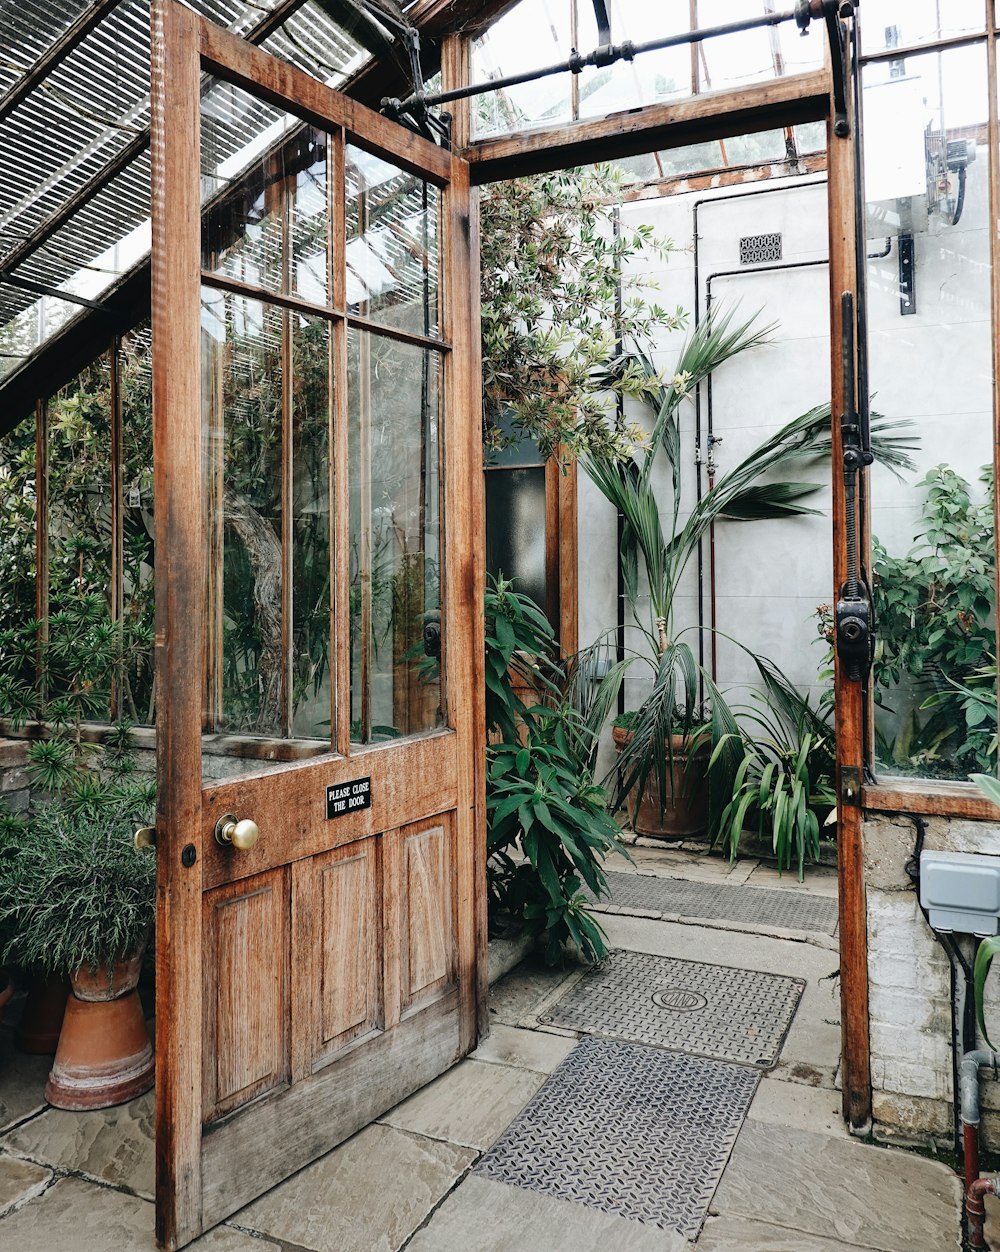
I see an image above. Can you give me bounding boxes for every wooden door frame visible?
[150,3,485,1245]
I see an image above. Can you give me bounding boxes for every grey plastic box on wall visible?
[919,850,1000,936]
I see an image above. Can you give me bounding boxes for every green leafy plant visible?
[485,575,625,964]
[0,789,155,977]
[873,465,996,777]
[479,164,682,462]
[713,657,836,878]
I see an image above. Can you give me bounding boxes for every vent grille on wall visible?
[739,232,783,265]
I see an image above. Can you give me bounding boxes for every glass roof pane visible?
[0,0,95,96]
[471,0,573,138]
[576,1,692,119]
[0,0,376,368]
[860,0,985,55]
[698,0,824,90]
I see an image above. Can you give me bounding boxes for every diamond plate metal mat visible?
[541,948,804,1069]
[474,1035,758,1237]
[593,871,839,935]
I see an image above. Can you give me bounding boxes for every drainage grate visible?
[740,231,782,264]
[474,1036,758,1238]
[542,949,804,1069]
[592,871,839,935]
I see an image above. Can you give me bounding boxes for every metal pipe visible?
[387,8,802,114]
[967,1172,999,1250]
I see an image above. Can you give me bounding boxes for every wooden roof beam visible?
[462,68,831,184]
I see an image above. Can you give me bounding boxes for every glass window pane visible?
[577,1,692,120]
[202,78,329,305]
[348,330,444,743]
[119,323,156,726]
[202,288,285,738]
[486,467,547,611]
[47,354,114,719]
[864,44,996,781]
[291,315,332,739]
[471,0,574,138]
[345,146,441,340]
[699,0,824,91]
[862,0,984,54]
[0,414,37,647]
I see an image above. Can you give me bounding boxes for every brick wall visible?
[866,812,1000,1147]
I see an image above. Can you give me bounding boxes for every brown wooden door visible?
[149,4,485,1247]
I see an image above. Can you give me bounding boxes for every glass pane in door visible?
[348,330,444,742]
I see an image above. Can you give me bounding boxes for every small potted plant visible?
[0,785,155,1109]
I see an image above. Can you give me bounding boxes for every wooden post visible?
[150,1,205,1245]
[826,22,872,1134]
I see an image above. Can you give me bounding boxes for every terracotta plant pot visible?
[15,971,70,1055]
[612,726,709,841]
[45,948,154,1111]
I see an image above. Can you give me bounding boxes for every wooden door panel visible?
[200,989,462,1230]
[203,869,289,1122]
[399,818,455,1014]
[200,732,458,889]
[313,840,382,1063]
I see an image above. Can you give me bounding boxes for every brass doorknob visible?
[215,814,260,850]
[134,826,156,851]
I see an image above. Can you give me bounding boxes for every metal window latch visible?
[836,292,875,683]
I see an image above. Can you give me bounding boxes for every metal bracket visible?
[898,233,916,315]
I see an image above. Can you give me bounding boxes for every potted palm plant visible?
[585,307,917,840]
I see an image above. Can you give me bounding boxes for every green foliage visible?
[479,165,683,463]
[873,465,996,777]
[714,657,836,879]
[0,790,156,977]
[485,576,625,964]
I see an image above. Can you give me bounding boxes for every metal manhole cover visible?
[651,987,707,1011]
[542,949,804,1069]
[592,871,839,935]
[474,1036,759,1238]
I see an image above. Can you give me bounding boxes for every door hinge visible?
[841,766,862,807]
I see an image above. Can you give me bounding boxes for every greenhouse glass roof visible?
[0,0,428,377]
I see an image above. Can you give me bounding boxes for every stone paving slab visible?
[710,1121,962,1250]
[698,1215,875,1251]
[406,1176,687,1252]
[231,1122,474,1252]
[470,1023,578,1075]
[2,1089,154,1198]
[0,1176,280,1251]
[380,1057,544,1150]
[0,1028,52,1132]
[748,1076,849,1140]
[0,1152,50,1216]
[487,958,584,1028]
